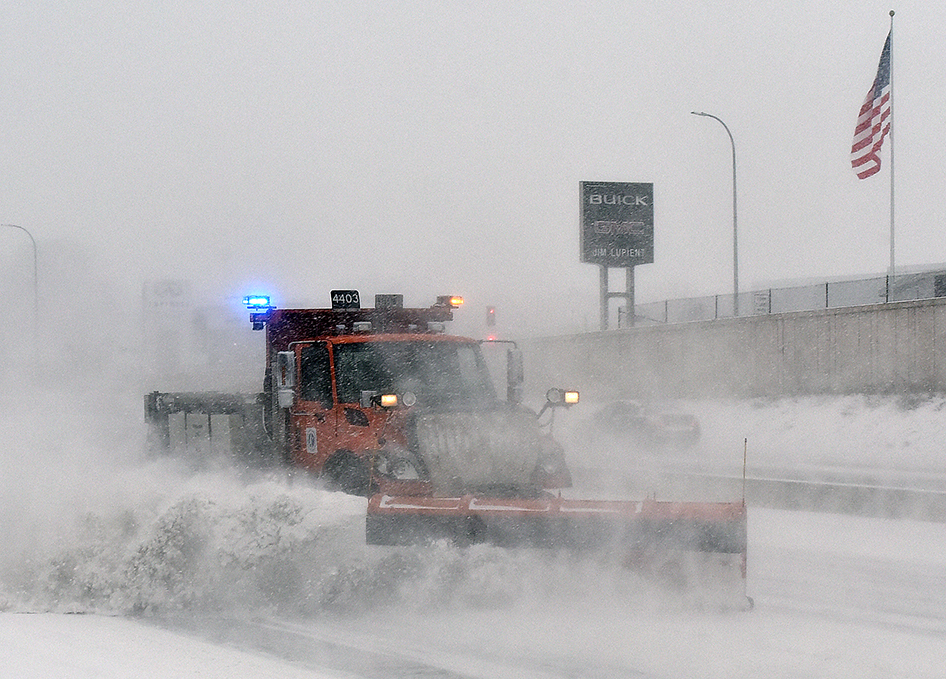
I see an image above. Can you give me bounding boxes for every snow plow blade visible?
[366,494,747,599]
[366,494,745,551]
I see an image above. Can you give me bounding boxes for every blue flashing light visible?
[244,294,274,331]
[243,295,272,310]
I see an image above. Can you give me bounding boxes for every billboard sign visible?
[580,181,654,267]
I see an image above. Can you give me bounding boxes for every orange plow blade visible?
[366,494,748,602]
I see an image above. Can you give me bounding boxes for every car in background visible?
[590,400,701,448]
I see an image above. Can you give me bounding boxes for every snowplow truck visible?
[145,292,748,601]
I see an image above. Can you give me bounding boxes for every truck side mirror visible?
[507,348,524,404]
[275,351,296,409]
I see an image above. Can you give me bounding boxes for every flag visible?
[851,32,891,179]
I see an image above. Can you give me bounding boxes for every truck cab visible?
[253,292,572,496]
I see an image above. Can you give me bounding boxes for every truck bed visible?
[144,391,270,462]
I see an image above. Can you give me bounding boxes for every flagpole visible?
[888,9,895,276]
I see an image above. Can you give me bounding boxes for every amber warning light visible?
[437,295,464,309]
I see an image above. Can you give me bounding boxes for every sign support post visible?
[599,265,608,331]
[600,266,636,330]
[625,266,634,327]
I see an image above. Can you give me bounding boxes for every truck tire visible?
[324,452,371,496]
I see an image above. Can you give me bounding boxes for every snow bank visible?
[2,462,690,617]
[692,393,946,475]
[562,393,946,478]
[3,457,703,617]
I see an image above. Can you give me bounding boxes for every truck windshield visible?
[333,340,497,408]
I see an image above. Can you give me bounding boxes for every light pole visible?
[2,223,39,324]
[691,111,739,316]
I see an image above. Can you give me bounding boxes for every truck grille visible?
[409,409,542,494]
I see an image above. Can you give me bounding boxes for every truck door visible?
[293,341,335,469]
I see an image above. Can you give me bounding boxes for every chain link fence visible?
[631,270,946,327]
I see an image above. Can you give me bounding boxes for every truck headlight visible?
[546,388,580,406]
[378,392,417,408]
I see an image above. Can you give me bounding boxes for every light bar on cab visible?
[244,294,275,331]
[243,295,272,310]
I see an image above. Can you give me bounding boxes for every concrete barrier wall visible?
[521,298,946,400]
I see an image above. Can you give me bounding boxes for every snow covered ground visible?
[2,380,946,677]
[2,507,944,678]
[0,613,329,679]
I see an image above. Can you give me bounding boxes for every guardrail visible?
[575,467,946,522]
[747,475,944,522]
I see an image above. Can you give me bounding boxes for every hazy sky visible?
[2,1,943,337]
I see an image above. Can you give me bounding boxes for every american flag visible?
[851,32,891,179]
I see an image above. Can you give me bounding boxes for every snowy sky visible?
[2,1,943,336]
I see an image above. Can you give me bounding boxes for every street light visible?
[691,111,739,316]
[2,223,39,323]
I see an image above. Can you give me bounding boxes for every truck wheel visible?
[324,453,371,496]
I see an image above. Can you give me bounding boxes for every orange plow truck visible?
[145,291,749,606]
